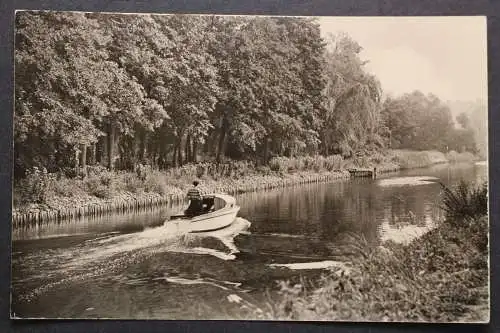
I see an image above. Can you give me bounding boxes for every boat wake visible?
[151,276,243,291]
[15,217,251,302]
[268,260,349,271]
[378,176,439,187]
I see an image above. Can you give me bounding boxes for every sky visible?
[317,16,487,103]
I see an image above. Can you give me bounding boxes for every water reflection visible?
[236,162,484,246]
[12,205,180,241]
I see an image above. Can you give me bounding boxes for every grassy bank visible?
[270,181,489,322]
[13,149,480,225]
[342,149,477,172]
[387,149,476,170]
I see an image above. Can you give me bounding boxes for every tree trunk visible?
[176,133,185,167]
[172,142,178,167]
[185,134,191,164]
[89,143,96,165]
[153,142,160,169]
[263,137,270,164]
[107,122,115,170]
[74,146,80,170]
[96,135,106,166]
[216,121,226,163]
[192,139,198,163]
[81,144,87,176]
[140,131,148,163]
[177,142,183,166]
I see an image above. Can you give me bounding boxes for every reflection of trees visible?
[236,166,482,251]
[236,183,338,236]
[384,186,437,227]
[322,180,382,244]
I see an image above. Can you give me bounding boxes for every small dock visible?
[347,168,376,178]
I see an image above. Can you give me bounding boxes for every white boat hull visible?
[188,206,240,233]
[168,193,240,233]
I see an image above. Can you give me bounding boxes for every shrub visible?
[17,167,55,205]
[441,180,488,227]
[269,157,288,173]
[232,160,255,177]
[84,167,116,199]
[256,165,272,175]
[51,175,85,198]
[467,216,489,254]
[123,173,145,194]
[325,155,343,171]
[268,155,344,173]
[143,171,168,195]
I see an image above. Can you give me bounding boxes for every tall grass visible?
[269,155,343,173]
[446,150,477,163]
[392,150,448,169]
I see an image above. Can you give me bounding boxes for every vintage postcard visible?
[11,11,488,322]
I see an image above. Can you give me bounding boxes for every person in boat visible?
[185,180,203,217]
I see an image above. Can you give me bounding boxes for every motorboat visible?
[169,193,240,233]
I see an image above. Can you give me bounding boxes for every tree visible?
[381,91,459,152]
[456,112,470,129]
[320,33,382,157]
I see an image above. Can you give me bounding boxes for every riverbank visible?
[271,182,489,323]
[12,149,479,226]
[12,168,351,227]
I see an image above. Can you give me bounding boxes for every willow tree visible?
[320,33,382,157]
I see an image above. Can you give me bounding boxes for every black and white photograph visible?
[11,11,489,322]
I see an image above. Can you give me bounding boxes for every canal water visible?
[11,162,487,319]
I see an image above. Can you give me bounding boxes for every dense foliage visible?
[15,11,483,180]
[380,92,482,154]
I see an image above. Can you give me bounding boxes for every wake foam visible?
[152,276,242,291]
[268,260,348,270]
[378,176,439,187]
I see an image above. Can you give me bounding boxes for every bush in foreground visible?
[441,180,488,227]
